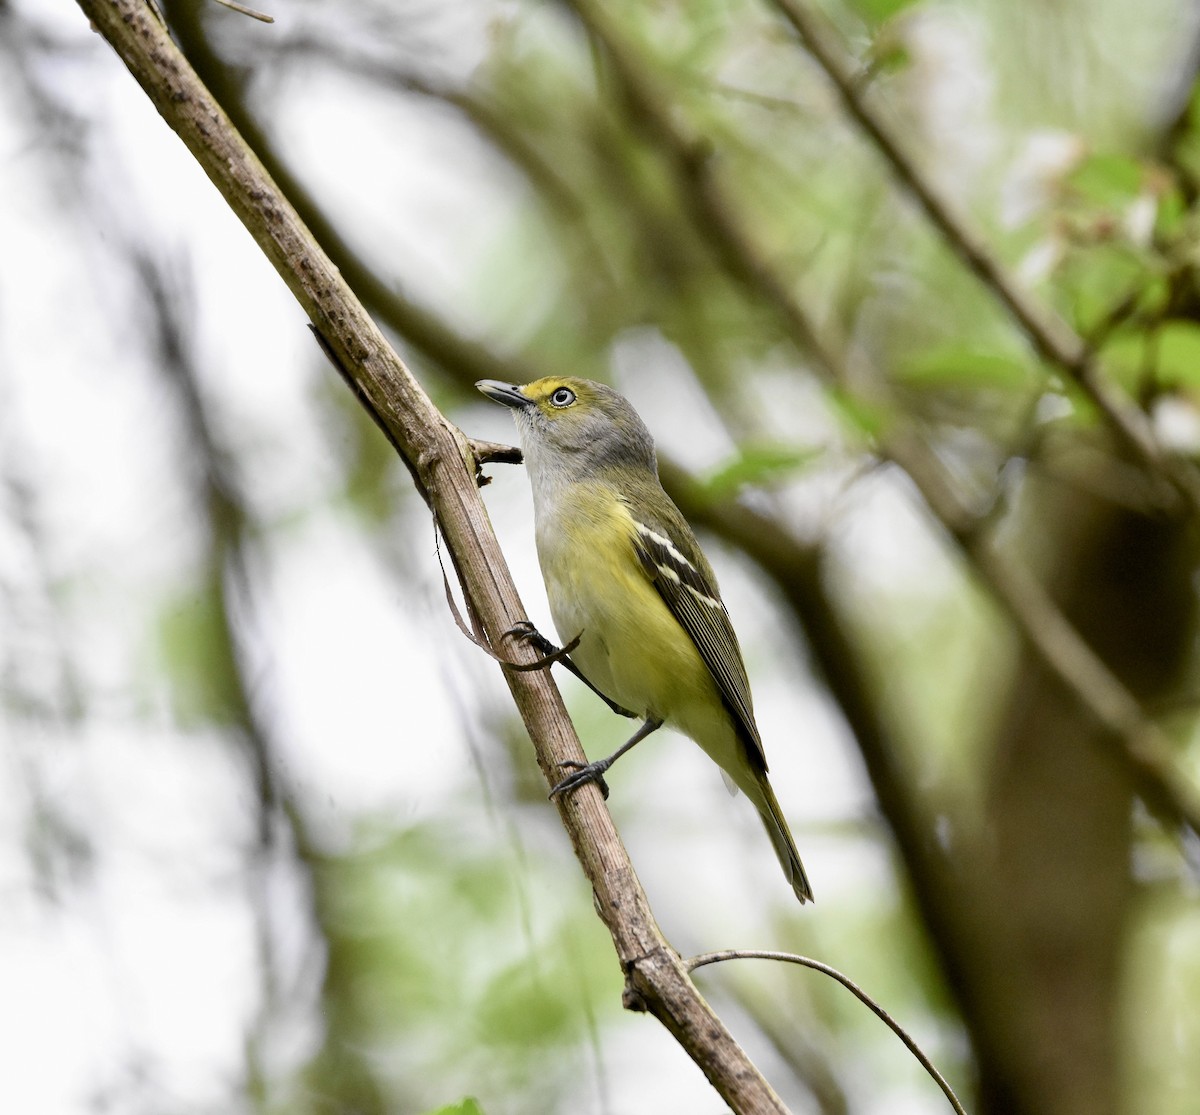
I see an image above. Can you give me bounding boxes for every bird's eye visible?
[549,387,576,408]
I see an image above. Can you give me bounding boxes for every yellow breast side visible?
[536,485,727,742]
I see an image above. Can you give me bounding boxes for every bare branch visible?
[688,950,968,1115]
[76,1,793,1110]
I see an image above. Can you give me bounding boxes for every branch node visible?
[621,981,650,1013]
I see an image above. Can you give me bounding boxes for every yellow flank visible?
[536,481,750,791]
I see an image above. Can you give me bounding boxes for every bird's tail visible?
[754,775,814,904]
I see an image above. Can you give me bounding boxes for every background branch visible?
[769,0,1200,513]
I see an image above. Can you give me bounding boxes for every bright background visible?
[3,1,1200,1113]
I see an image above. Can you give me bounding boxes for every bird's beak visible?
[476,380,533,410]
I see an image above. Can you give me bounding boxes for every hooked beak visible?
[476,380,533,410]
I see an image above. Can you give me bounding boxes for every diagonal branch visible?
[563,0,1200,838]
[769,0,1200,514]
[76,2,790,1111]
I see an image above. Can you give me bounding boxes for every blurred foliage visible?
[420,1100,486,1115]
[699,444,826,500]
[291,818,617,1114]
[4,0,1200,1113]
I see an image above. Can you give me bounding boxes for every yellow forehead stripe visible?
[520,377,586,408]
[522,377,567,396]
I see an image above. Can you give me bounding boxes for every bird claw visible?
[503,622,582,670]
[550,759,611,800]
[503,624,636,718]
[504,620,554,655]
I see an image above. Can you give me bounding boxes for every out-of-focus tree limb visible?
[76,2,793,1110]
[158,0,537,388]
[260,38,618,269]
[968,474,1194,1115]
[563,0,1200,841]
[128,249,383,1108]
[769,0,1200,514]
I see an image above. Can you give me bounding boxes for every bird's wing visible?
[624,491,768,774]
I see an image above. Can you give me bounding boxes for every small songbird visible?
[477,376,813,904]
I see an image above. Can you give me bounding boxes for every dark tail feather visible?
[756,776,814,904]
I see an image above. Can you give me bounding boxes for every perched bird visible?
[477,376,813,904]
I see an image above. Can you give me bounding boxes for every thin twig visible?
[688,950,968,1115]
[210,0,274,23]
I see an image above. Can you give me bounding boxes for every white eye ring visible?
[549,387,576,408]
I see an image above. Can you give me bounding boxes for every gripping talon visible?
[504,619,551,653]
[503,622,637,718]
[502,621,580,670]
[550,759,611,800]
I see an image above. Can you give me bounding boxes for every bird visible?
[477,376,813,904]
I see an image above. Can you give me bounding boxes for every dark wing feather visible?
[625,494,768,773]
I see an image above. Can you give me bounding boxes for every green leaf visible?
[1156,323,1200,385]
[1154,183,1187,240]
[827,388,890,439]
[898,345,1032,391]
[1102,322,1200,389]
[700,443,822,499]
[1067,152,1145,207]
[847,0,923,26]
[420,1100,485,1115]
[864,41,911,78]
[322,380,400,524]
[477,961,575,1048]
[1060,243,1155,334]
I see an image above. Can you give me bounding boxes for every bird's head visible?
[476,377,657,482]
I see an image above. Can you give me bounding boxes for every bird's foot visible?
[549,758,611,800]
[503,623,636,718]
[502,621,580,669]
